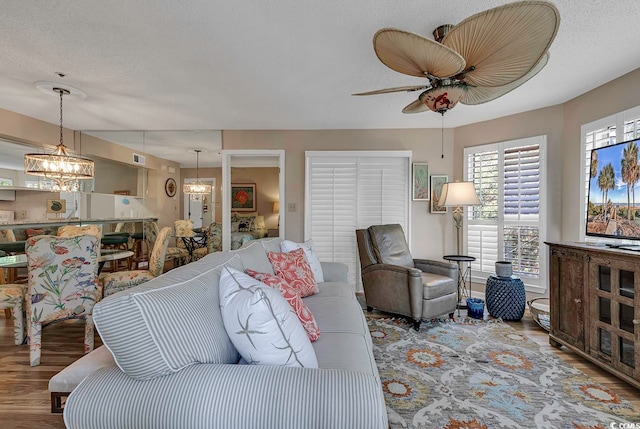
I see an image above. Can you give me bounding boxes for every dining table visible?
[177,230,207,262]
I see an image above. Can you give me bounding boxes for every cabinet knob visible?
[574,298,582,304]
[633,320,640,325]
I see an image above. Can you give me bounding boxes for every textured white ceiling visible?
[0,0,639,136]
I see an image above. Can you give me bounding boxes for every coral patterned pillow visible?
[245,269,320,342]
[267,248,319,297]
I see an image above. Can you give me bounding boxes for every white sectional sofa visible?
[61,237,388,429]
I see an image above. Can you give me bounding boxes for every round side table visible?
[485,275,526,321]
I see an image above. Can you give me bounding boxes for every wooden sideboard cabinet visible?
[546,241,640,389]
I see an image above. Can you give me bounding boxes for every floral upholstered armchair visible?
[25,234,101,366]
[101,226,173,297]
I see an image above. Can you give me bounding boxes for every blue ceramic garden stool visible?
[485,275,526,321]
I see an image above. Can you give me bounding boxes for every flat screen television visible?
[586,136,640,248]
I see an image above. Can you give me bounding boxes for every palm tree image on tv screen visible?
[587,138,640,239]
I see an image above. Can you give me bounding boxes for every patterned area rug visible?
[368,317,640,428]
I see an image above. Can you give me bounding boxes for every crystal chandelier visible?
[24,87,94,190]
[183,149,211,199]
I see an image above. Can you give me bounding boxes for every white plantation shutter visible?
[357,158,408,230]
[464,136,546,290]
[467,148,499,274]
[504,145,539,220]
[307,159,358,285]
[306,152,410,288]
[467,224,498,274]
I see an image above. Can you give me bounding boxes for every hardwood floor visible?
[0,317,102,429]
[1,310,638,428]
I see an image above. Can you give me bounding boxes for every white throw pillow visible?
[219,266,318,368]
[280,239,324,283]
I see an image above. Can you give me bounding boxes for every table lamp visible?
[439,181,481,255]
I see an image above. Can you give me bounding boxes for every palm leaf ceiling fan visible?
[354,1,560,115]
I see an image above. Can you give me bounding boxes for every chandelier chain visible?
[59,90,64,146]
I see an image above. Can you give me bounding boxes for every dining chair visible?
[117,222,146,269]
[192,222,222,260]
[0,267,27,345]
[144,221,187,267]
[101,226,173,297]
[0,229,26,283]
[25,234,101,366]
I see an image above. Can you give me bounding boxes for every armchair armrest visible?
[361,264,423,319]
[414,259,458,279]
[320,261,348,282]
[64,364,388,429]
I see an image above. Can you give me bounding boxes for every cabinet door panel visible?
[549,247,585,349]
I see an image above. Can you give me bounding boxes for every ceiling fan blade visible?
[373,28,466,78]
[402,99,430,114]
[442,1,559,87]
[352,85,428,96]
[461,52,549,105]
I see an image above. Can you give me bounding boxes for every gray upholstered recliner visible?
[356,224,458,330]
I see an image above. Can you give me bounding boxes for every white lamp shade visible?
[273,201,280,214]
[439,181,481,207]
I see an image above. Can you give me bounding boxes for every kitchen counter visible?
[0,217,157,230]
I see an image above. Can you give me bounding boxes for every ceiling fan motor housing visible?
[433,24,453,43]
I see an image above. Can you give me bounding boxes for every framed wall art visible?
[165,178,177,197]
[46,199,66,214]
[430,175,448,213]
[231,183,256,211]
[412,163,430,201]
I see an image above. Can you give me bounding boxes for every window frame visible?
[464,136,547,293]
[580,105,640,241]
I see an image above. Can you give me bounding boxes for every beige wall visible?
[231,167,280,229]
[453,104,565,243]
[453,67,640,243]
[222,129,458,260]
[4,65,640,256]
[181,166,280,229]
[0,108,182,232]
[561,68,640,241]
[92,161,139,195]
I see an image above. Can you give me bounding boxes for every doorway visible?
[221,150,285,251]
[183,178,215,229]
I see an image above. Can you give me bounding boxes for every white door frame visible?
[221,150,285,251]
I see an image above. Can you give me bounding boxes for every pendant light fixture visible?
[183,149,212,199]
[24,84,94,191]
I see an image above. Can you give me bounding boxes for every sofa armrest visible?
[413,259,458,279]
[320,261,348,282]
[64,364,388,429]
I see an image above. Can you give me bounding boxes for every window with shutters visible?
[580,106,640,239]
[305,151,411,289]
[464,136,547,290]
